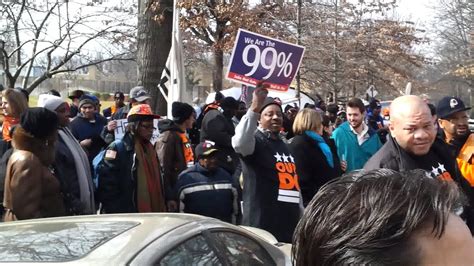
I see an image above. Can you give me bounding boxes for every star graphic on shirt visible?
[289,155,295,163]
[431,166,439,178]
[274,152,282,162]
[282,154,289,162]
[438,163,446,173]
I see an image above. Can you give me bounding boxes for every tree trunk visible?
[213,48,223,92]
[7,75,15,89]
[137,0,173,115]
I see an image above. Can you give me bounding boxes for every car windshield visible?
[0,221,138,262]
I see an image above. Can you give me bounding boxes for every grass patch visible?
[29,95,115,114]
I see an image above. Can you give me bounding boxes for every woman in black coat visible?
[288,108,343,207]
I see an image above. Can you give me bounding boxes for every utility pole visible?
[0,39,4,87]
[296,0,302,106]
[332,0,338,103]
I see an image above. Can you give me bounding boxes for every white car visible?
[0,213,291,265]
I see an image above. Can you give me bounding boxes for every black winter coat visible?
[97,132,137,213]
[53,135,85,215]
[200,109,237,174]
[0,146,13,217]
[288,133,342,206]
[176,164,239,223]
[364,136,455,173]
[365,136,474,233]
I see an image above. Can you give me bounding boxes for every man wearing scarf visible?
[97,104,166,213]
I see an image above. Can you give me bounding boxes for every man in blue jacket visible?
[176,141,239,224]
[332,98,382,172]
[69,95,107,164]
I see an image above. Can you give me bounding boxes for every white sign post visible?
[367,85,378,98]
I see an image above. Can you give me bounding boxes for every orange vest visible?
[457,134,474,186]
[2,116,19,142]
[178,132,194,167]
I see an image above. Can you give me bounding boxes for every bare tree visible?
[137,0,173,115]
[434,0,472,68]
[0,0,136,93]
[420,0,473,102]
[179,0,281,91]
[292,0,427,101]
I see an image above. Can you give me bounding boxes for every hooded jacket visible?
[3,127,65,221]
[155,119,192,200]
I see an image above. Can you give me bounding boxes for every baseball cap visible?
[127,104,160,122]
[436,96,471,119]
[195,140,219,159]
[68,90,84,100]
[260,97,282,113]
[129,86,150,102]
[114,91,125,99]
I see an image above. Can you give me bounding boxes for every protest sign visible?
[114,119,160,145]
[226,29,305,92]
[114,119,129,141]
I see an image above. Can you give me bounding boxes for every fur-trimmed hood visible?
[11,126,57,166]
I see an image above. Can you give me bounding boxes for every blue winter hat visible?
[79,95,99,108]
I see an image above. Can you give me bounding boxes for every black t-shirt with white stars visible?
[408,150,453,180]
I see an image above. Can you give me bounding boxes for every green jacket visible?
[331,122,382,172]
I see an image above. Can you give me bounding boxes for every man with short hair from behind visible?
[331,98,382,172]
[293,169,474,265]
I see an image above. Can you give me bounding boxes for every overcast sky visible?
[395,0,437,27]
[395,0,441,56]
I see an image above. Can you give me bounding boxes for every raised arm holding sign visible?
[226,29,305,92]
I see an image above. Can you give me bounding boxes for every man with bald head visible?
[365,95,456,179]
[365,95,474,233]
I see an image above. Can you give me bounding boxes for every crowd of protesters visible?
[0,82,474,262]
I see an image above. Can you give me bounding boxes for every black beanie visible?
[172,102,194,124]
[220,97,239,110]
[20,107,58,139]
[260,97,282,113]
